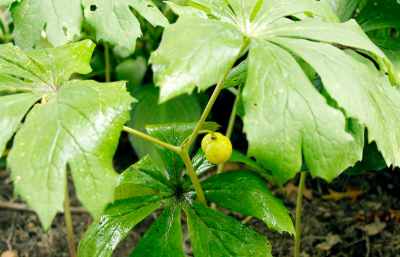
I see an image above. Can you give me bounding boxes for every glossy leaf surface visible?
[78,196,162,257]
[243,40,364,183]
[130,204,185,257]
[186,202,272,257]
[203,171,294,234]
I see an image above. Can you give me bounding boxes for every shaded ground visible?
[1,166,399,257]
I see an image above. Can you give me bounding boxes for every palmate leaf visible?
[3,0,167,56]
[151,0,400,183]
[0,40,134,229]
[79,124,285,257]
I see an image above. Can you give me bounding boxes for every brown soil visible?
[1,167,399,257]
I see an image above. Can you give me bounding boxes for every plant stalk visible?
[180,151,207,204]
[183,40,249,150]
[123,126,181,154]
[217,85,242,173]
[64,183,77,257]
[294,172,307,257]
[104,43,111,82]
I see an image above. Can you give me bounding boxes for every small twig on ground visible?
[0,201,87,214]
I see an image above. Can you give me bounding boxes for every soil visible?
[1,162,399,257]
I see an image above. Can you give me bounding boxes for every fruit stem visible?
[122,126,181,154]
[217,84,242,173]
[182,39,249,151]
[64,182,77,257]
[294,172,307,257]
[104,43,111,82]
[180,150,207,204]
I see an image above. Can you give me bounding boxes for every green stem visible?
[182,40,249,150]
[217,85,241,173]
[104,43,111,82]
[123,126,181,154]
[180,151,207,204]
[294,172,307,257]
[64,183,77,257]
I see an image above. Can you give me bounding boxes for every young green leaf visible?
[82,0,168,56]
[130,205,185,257]
[78,196,162,257]
[185,202,272,257]
[203,170,295,234]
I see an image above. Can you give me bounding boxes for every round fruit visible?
[201,132,232,164]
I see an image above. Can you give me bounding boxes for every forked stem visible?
[64,183,77,257]
[294,172,307,257]
[123,126,181,154]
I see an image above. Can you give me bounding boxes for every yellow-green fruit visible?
[201,132,233,164]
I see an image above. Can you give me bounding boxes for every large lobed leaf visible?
[151,0,400,183]
[3,0,168,56]
[0,40,134,229]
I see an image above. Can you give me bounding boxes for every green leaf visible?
[78,196,162,257]
[128,86,200,170]
[0,0,13,6]
[322,0,361,21]
[8,80,132,229]
[114,156,173,200]
[262,19,399,84]
[185,202,272,257]
[273,37,400,168]
[203,171,294,234]
[242,40,364,183]
[0,93,40,155]
[0,40,134,229]
[229,150,272,180]
[224,60,248,89]
[0,40,95,88]
[82,0,168,56]
[130,204,185,257]
[116,57,148,91]
[192,149,215,176]
[145,122,195,180]
[356,0,400,31]
[150,15,243,102]
[11,0,82,49]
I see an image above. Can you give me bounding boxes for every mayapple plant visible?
[0,0,399,257]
